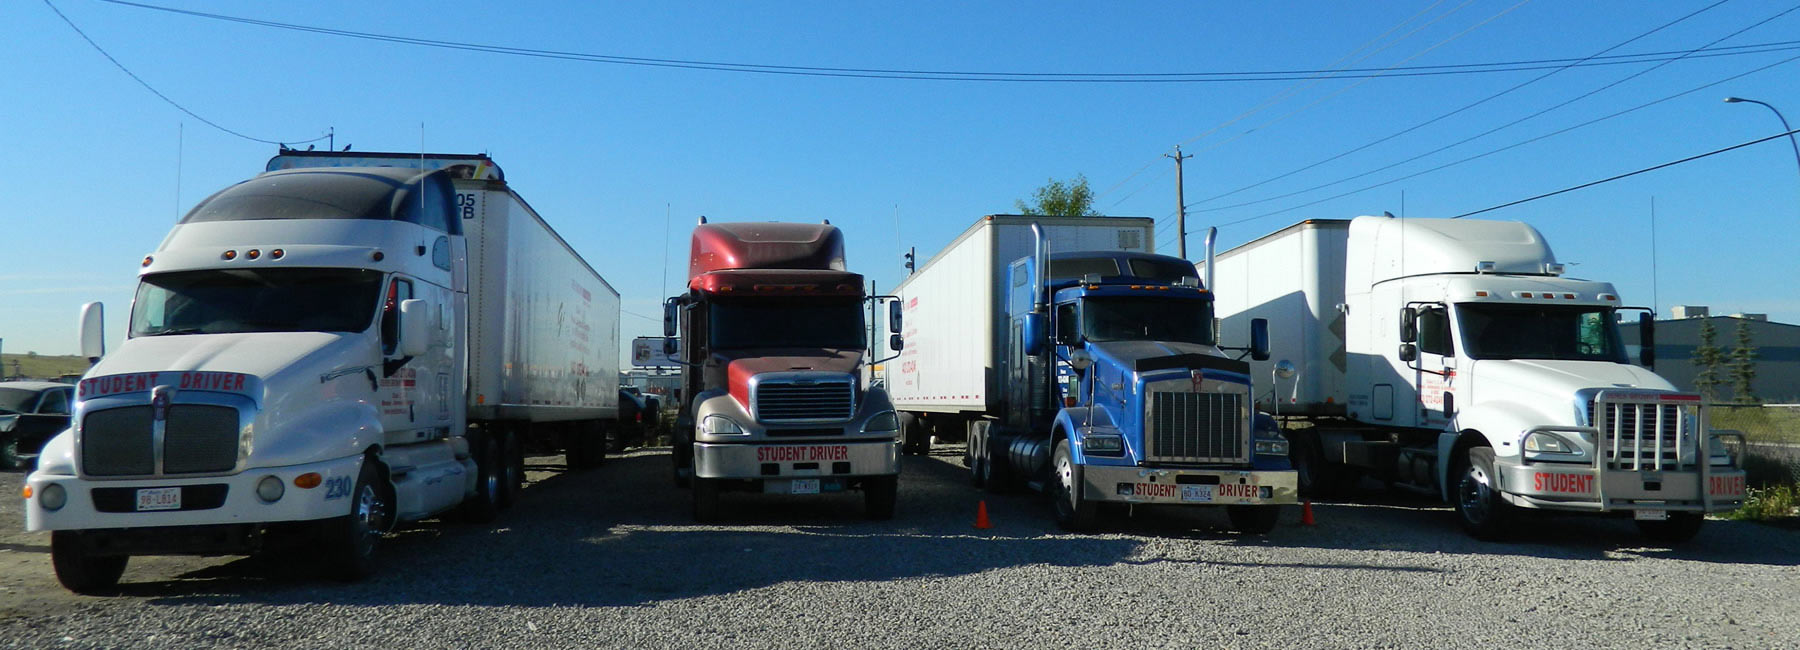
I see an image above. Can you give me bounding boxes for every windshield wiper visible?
[143,327,207,336]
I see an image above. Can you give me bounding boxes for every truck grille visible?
[1588,399,1692,471]
[81,404,242,476]
[1146,392,1246,464]
[754,380,855,424]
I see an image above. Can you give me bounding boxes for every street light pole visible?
[1724,96,1800,182]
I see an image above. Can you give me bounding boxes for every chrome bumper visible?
[1082,465,1298,506]
[1496,460,1747,513]
[693,439,900,480]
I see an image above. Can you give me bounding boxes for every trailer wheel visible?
[864,476,898,520]
[899,413,925,456]
[1051,442,1098,532]
[327,459,391,581]
[459,434,502,523]
[692,478,720,522]
[50,532,128,594]
[1291,432,1334,498]
[1454,446,1512,540]
[1226,505,1280,534]
[1636,512,1705,544]
[498,429,524,509]
[672,433,694,488]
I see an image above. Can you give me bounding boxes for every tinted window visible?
[1048,258,1119,282]
[182,169,459,235]
[1458,304,1627,363]
[1418,306,1453,356]
[132,268,384,336]
[1082,297,1215,345]
[708,297,866,350]
[38,389,70,415]
[1126,258,1198,283]
[0,389,34,414]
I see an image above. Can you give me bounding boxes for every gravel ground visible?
[2,446,1797,649]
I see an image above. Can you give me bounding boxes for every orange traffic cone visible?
[974,500,993,529]
[1301,500,1317,526]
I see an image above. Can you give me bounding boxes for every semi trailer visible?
[664,219,902,521]
[1206,216,1747,541]
[891,215,1297,532]
[24,151,621,592]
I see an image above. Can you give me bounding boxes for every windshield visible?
[1457,303,1628,363]
[1081,296,1215,345]
[131,268,385,337]
[707,297,866,350]
[0,388,36,414]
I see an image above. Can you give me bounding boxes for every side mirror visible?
[1022,312,1048,357]
[398,299,430,357]
[1273,359,1297,379]
[888,300,903,334]
[889,334,904,352]
[663,300,679,338]
[79,302,106,363]
[1250,318,1270,362]
[1399,307,1418,343]
[662,337,679,358]
[1398,343,1417,363]
[1638,312,1656,369]
[1443,391,1456,418]
[1068,348,1094,372]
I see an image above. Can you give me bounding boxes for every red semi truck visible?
[663,219,903,521]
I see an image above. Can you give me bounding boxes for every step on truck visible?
[889,215,1297,532]
[1205,216,1747,541]
[24,151,621,592]
[663,219,903,521]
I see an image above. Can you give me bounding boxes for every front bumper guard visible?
[694,439,900,480]
[1082,465,1298,506]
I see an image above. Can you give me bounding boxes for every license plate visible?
[1633,509,1668,521]
[789,479,820,495]
[1180,485,1214,503]
[136,487,181,511]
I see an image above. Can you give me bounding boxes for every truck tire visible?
[1291,432,1336,499]
[50,532,128,594]
[1226,505,1281,534]
[1453,446,1512,541]
[899,413,925,456]
[327,460,391,582]
[1051,441,1098,532]
[1636,512,1705,544]
[672,435,694,488]
[499,429,524,509]
[459,434,502,523]
[692,478,720,522]
[864,475,898,520]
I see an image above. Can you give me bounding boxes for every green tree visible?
[1692,318,1722,402]
[1729,318,1760,404]
[1015,175,1099,216]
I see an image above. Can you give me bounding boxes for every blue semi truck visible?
[889,215,1297,531]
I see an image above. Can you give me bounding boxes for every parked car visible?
[611,386,662,451]
[0,381,75,470]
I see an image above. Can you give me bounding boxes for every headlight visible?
[1523,432,1578,455]
[39,483,67,511]
[702,415,746,435]
[1084,434,1124,455]
[1254,438,1290,456]
[862,411,898,434]
[256,475,285,503]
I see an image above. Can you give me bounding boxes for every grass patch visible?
[1713,406,1800,522]
[1724,484,1799,521]
[1,353,88,381]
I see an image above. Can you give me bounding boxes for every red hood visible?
[720,348,863,408]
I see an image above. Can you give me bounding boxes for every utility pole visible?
[1166,146,1193,258]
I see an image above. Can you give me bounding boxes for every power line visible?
[1190,0,1731,208]
[43,0,327,146]
[1196,3,1800,217]
[1449,127,1800,219]
[1204,49,1800,231]
[92,0,1800,83]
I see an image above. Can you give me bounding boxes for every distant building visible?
[1620,315,1800,403]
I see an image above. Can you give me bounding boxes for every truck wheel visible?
[1636,512,1705,544]
[692,478,720,522]
[1226,505,1281,534]
[983,451,1012,494]
[1291,433,1338,498]
[1051,442,1098,532]
[459,434,502,523]
[864,476,898,520]
[50,532,128,594]
[498,430,523,509]
[899,413,924,456]
[1454,447,1512,541]
[672,437,693,488]
[327,460,391,581]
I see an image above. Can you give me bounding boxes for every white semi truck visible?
[23,151,620,592]
[1206,216,1747,542]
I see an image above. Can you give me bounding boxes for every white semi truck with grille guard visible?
[1205,216,1747,541]
[23,151,620,592]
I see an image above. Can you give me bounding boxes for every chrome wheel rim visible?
[1458,463,1490,523]
[353,482,385,552]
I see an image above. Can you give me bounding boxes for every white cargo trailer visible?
[26,151,621,592]
[887,215,1155,438]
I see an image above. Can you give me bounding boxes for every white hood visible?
[1468,359,1676,423]
[89,332,374,405]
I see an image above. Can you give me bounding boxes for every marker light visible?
[142,256,154,267]
[371,251,385,262]
[270,249,285,260]
[21,485,31,499]
[222,250,238,260]
[246,249,261,260]
[293,472,323,489]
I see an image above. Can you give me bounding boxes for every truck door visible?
[1410,304,1456,428]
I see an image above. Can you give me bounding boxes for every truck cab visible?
[976,232,1298,532]
[665,221,902,521]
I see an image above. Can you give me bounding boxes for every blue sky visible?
[5,0,1799,361]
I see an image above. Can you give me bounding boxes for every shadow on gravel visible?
[120,451,1147,608]
[1248,481,1800,567]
